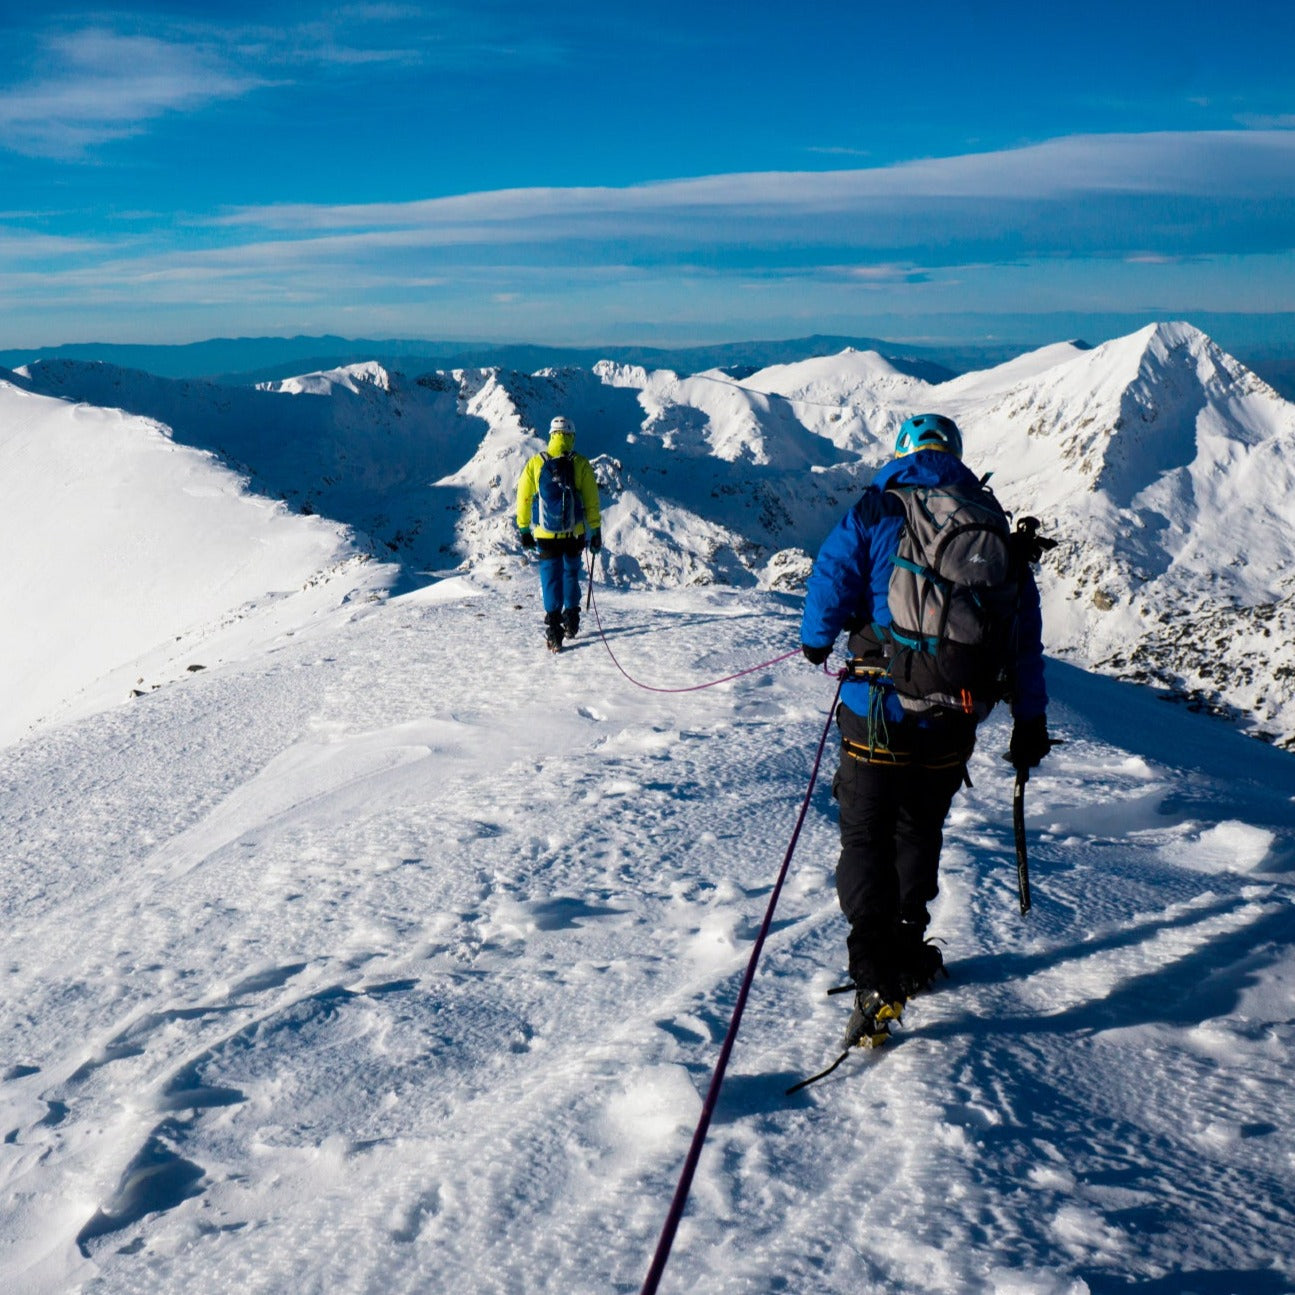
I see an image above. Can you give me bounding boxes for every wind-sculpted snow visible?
[0,323,1290,1295]
[1,578,1292,1294]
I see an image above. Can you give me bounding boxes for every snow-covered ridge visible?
[0,374,392,748]
[257,359,394,396]
[7,319,1295,746]
[4,336,1295,1295]
[2,582,1293,1293]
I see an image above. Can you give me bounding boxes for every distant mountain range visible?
[4,315,1294,399]
[0,333,972,386]
[3,320,1293,748]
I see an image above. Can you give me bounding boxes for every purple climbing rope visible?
[637,671,845,1295]
[586,560,800,693]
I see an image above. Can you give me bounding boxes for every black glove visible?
[802,643,832,665]
[1009,714,1052,771]
[519,530,536,550]
[588,529,602,554]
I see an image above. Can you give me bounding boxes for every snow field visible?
[0,380,382,749]
[2,575,1294,1294]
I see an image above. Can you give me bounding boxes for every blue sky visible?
[1,1,1293,349]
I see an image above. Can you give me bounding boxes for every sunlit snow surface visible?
[10,319,1295,750]
[3,324,1295,1292]
[2,575,1293,1295]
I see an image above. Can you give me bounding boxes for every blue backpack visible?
[536,452,583,533]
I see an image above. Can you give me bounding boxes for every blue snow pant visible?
[536,536,585,613]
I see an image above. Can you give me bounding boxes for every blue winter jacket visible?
[801,450,1047,725]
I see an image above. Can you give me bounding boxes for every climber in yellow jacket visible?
[516,415,603,652]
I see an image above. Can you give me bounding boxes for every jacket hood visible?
[547,431,576,456]
[873,447,978,492]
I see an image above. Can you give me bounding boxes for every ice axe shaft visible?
[1006,738,1062,916]
[1012,769,1031,915]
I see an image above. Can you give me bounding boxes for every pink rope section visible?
[586,562,800,693]
[638,671,845,1295]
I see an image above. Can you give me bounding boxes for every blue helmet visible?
[895,413,963,459]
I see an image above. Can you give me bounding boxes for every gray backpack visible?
[878,480,1017,719]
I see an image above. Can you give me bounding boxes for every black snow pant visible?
[833,702,975,993]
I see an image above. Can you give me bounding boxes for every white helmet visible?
[550,415,574,434]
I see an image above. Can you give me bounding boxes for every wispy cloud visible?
[0,229,106,260]
[807,146,873,158]
[1239,114,1295,130]
[11,129,1294,283]
[0,27,265,158]
[203,130,1295,265]
[0,6,559,161]
[213,130,1295,226]
[5,126,1293,343]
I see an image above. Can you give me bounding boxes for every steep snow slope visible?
[1,574,1292,1294]
[13,359,489,576]
[0,376,388,747]
[932,340,1091,402]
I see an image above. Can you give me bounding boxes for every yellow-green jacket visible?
[516,431,602,539]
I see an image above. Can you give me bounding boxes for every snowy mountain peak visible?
[960,319,1289,512]
[594,359,663,388]
[747,347,912,388]
[259,360,395,397]
[6,321,1295,748]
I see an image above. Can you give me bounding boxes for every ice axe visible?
[1005,740,1062,916]
[1011,766,1032,915]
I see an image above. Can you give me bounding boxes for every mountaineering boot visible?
[896,940,945,997]
[545,611,565,653]
[895,918,946,997]
[562,607,580,639]
[841,989,904,1050]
